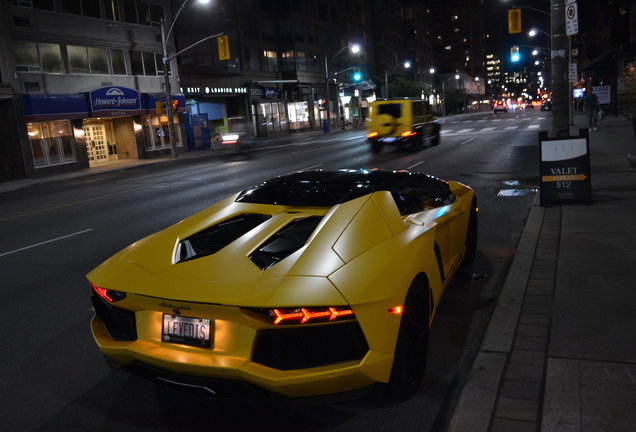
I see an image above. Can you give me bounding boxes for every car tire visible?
[387,278,429,400]
[371,140,383,154]
[410,130,425,152]
[431,125,440,146]
[462,198,478,265]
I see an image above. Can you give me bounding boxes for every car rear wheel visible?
[387,278,430,399]
[462,198,478,265]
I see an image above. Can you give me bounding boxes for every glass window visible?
[264,50,278,72]
[27,120,76,167]
[155,53,166,75]
[281,50,294,72]
[33,0,55,11]
[122,0,138,23]
[129,50,144,75]
[296,50,306,71]
[82,0,101,18]
[142,115,182,151]
[104,0,119,20]
[67,45,89,73]
[88,47,109,74]
[14,41,40,72]
[60,0,81,15]
[136,1,150,24]
[143,51,157,75]
[148,2,163,25]
[111,49,126,74]
[263,20,275,42]
[246,47,260,71]
[40,43,63,73]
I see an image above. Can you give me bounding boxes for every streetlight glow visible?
[160,0,216,158]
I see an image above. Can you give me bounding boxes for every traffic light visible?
[217,35,230,60]
[353,67,362,81]
[171,99,179,113]
[155,100,164,114]
[508,8,522,34]
[511,46,520,62]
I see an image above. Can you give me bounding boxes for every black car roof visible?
[235,169,444,207]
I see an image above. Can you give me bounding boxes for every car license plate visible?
[162,314,212,348]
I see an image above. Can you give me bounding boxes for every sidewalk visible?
[448,113,636,432]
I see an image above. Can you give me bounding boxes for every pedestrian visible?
[583,90,602,131]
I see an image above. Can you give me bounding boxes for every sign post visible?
[539,129,591,205]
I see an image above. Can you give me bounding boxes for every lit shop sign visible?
[181,87,248,95]
[89,86,141,116]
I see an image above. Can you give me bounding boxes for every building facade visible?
[0,0,184,181]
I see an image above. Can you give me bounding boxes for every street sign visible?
[539,129,591,205]
[565,2,579,36]
[569,63,578,82]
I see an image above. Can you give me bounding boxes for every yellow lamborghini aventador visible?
[88,169,477,403]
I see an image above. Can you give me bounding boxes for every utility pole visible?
[551,0,569,136]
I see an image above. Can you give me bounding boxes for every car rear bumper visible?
[105,359,378,405]
[91,315,393,400]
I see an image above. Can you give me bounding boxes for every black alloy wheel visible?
[387,278,430,399]
[462,198,478,265]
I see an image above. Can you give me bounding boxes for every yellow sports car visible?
[88,169,477,403]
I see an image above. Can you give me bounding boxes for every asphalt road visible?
[0,107,546,431]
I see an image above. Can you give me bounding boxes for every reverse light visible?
[90,282,126,303]
[242,306,355,325]
[366,131,378,138]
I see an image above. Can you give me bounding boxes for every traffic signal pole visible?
[551,0,569,135]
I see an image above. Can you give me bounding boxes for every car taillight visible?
[90,282,126,303]
[241,306,355,325]
[401,130,416,137]
[366,131,378,138]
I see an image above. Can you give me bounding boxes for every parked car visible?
[541,100,552,111]
[88,169,478,403]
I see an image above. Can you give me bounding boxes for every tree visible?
[388,77,428,98]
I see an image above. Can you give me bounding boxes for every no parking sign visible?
[566,1,578,36]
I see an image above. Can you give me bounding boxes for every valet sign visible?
[539,130,591,205]
[89,86,141,116]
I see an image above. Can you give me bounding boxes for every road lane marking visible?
[0,229,93,257]
[0,184,163,222]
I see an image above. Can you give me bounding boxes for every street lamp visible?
[324,44,360,131]
[384,61,411,98]
[529,29,551,38]
[160,0,215,158]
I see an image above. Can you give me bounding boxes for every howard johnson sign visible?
[89,86,142,116]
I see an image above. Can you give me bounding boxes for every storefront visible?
[20,86,185,176]
[181,86,250,150]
